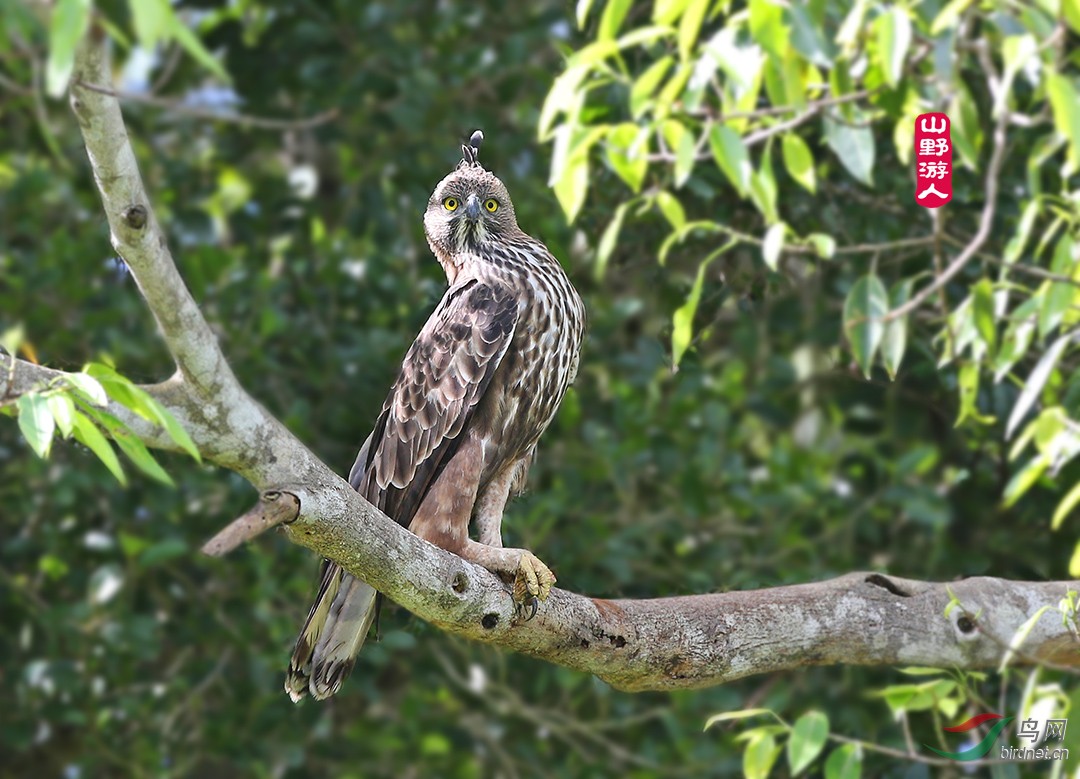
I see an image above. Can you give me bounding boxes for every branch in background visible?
[23,25,1074,697]
[74,80,339,131]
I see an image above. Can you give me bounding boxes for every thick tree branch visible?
[22,29,1076,695]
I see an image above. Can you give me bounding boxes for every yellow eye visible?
[484,198,499,213]
[444,197,459,211]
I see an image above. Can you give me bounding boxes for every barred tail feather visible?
[285,564,377,702]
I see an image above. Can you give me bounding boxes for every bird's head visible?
[424,130,520,269]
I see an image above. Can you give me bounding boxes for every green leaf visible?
[672,261,708,369]
[781,134,816,194]
[72,412,126,485]
[744,731,780,779]
[824,117,874,186]
[66,372,108,406]
[84,363,201,462]
[709,125,751,196]
[824,744,862,779]
[17,393,55,458]
[1003,455,1049,508]
[949,82,983,170]
[994,318,1035,382]
[843,275,888,379]
[972,278,997,359]
[956,362,994,427]
[749,0,788,57]
[762,222,785,271]
[169,15,229,82]
[1039,234,1077,338]
[1004,200,1040,263]
[677,0,709,60]
[881,279,914,380]
[875,7,911,88]
[555,153,589,223]
[0,323,25,358]
[808,233,835,259]
[704,708,779,730]
[630,56,674,118]
[661,120,696,188]
[788,711,829,776]
[599,0,633,40]
[749,143,779,224]
[46,393,76,438]
[130,0,171,48]
[576,0,596,29]
[1065,0,1080,34]
[656,191,686,231]
[653,0,692,25]
[606,123,648,193]
[1046,74,1080,167]
[595,202,629,280]
[1006,334,1070,438]
[46,0,91,97]
[671,240,735,368]
[1052,481,1080,530]
[111,426,175,486]
[930,0,973,35]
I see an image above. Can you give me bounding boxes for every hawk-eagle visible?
[285,131,586,701]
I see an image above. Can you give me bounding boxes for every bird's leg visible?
[458,539,556,618]
[473,466,515,548]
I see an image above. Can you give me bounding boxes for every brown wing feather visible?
[348,278,518,526]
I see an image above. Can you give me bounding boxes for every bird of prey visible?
[285,131,586,701]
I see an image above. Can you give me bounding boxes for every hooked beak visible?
[464,194,481,221]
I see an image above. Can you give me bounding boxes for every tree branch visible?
[22,27,1076,696]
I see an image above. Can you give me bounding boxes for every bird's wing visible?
[348,278,519,525]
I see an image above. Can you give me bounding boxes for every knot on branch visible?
[201,489,300,557]
[122,204,148,230]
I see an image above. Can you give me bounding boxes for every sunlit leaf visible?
[1006,334,1070,438]
[595,202,630,279]
[606,123,649,193]
[46,0,91,97]
[677,0,709,60]
[66,372,108,407]
[656,191,686,231]
[17,392,54,458]
[709,125,751,196]
[599,0,633,40]
[808,233,835,259]
[781,134,816,194]
[46,393,76,438]
[762,222,785,271]
[72,412,126,485]
[824,743,862,779]
[788,711,829,776]
[744,731,780,779]
[1038,234,1077,338]
[875,7,911,88]
[630,56,674,118]
[1046,74,1080,168]
[972,278,997,359]
[1052,481,1080,531]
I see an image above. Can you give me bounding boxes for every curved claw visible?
[524,596,539,621]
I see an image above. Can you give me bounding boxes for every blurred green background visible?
[2,0,1080,776]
